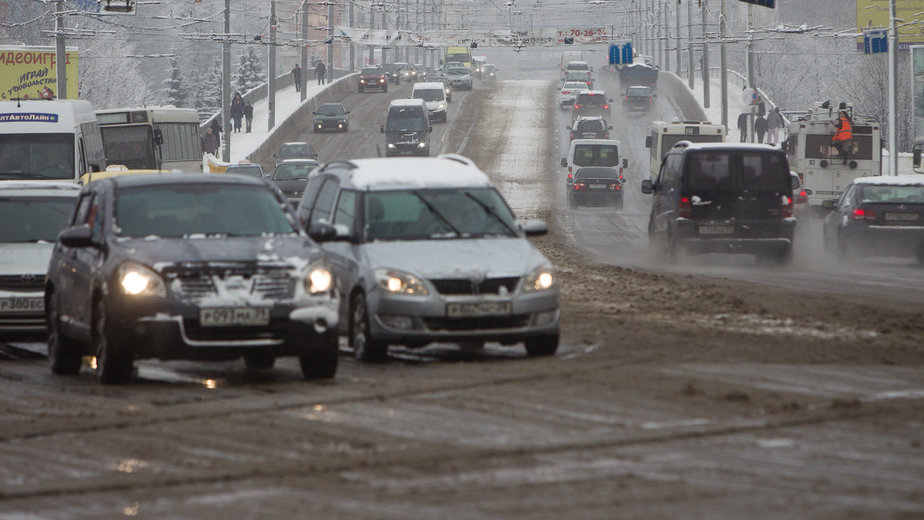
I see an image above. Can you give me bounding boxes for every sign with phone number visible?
[557,28,610,44]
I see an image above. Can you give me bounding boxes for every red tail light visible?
[796,190,808,204]
[624,95,628,102]
[604,131,609,139]
[562,90,570,95]
[852,208,877,221]
[678,196,693,218]
[567,171,573,182]
[603,104,609,109]
[781,195,793,218]
[574,104,581,110]
[586,81,592,86]
[608,183,621,190]
[649,96,653,102]
[573,182,585,190]
[570,132,575,140]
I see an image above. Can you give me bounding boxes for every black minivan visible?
[641,142,796,263]
[380,99,431,157]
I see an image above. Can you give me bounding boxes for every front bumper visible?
[103,295,339,360]
[315,119,347,131]
[365,288,560,345]
[0,288,45,335]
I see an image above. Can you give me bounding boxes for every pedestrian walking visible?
[202,127,219,156]
[210,118,222,147]
[316,60,326,85]
[755,114,768,144]
[244,101,254,133]
[737,112,748,143]
[767,107,783,145]
[230,92,244,133]
[292,64,302,92]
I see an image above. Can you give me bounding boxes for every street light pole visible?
[675,0,681,76]
[55,1,67,99]
[301,0,308,101]
[269,0,276,130]
[888,0,898,175]
[701,0,710,109]
[222,0,231,162]
[688,0,694,89]
[720,0,727,129]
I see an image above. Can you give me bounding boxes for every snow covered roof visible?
[345,156,493,190]
[678,142,781,152]
[413,82,445,90]
[853,175,924,186]
[388,98,426,108]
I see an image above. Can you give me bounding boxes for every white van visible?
[411,82,449,123]
[560,138,627,184]
[0,99,105,183]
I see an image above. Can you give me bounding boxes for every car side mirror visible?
[645,136,652,148]
[641,179,653,194]
[345,111,350,114]
[59,225,95,248]
[307,221,338,242]
[560,158,567,167]
[608,98,614,102]
[622,158,629,168]
[521,219,548,236]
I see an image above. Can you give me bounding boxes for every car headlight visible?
[387,143,396,149]
[438,103,446,110]
[524,265,556,293]
[375,269,428,295]
[118,262,166,297]
[418,142,427,148]
[305,264,333,294]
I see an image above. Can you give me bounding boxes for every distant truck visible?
[560,51,584,79]
[444,46,472,70]
[784,101,882,212]
[619,63,658,89]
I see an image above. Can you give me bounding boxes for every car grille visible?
[430,277,520,295]
[423,314,531,331]
[165,264,295,300]
[183,320,289,342]
[0,275,44,292]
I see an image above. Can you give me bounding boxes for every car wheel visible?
[350,292,388,363]
[524,335,558,357]
[243,352,276,369]
[93,300,133,384]
[298,329,339,379]
[47,293,83,375]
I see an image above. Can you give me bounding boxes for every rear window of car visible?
[567,62,589,71]
[577,94,607,106]
[575,168,618,181]
[573,144,619,167]
[563,82,586,90]
[576,119,604,132]
[627,87,650,97]
[859,185,924,202]
[684,151,788,191]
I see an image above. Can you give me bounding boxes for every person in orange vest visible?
[832,109,853,165]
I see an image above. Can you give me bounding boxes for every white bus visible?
[784,102,881,212]
[96,106,203,172]
[0,99,106,183]
[646,120,725,180]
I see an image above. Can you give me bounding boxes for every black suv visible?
[568,116,611,140]
[641,143,796,263]
[45,174,341,384]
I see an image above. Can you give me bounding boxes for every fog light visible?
[379,314,413,330]
[533,310,558,326]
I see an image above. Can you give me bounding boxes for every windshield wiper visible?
[411,191,461,238]
[463,191,518,236]
[0,172,53,179]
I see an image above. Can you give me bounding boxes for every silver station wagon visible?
[295,155,561,362]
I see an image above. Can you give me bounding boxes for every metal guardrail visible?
[681,65,791,129]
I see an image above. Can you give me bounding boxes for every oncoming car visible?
[0,182,79,337]
[45,174,341,384]
[358,67,388,92]
[822,175,924,263]
[444,65,473,90]
[272,159,321,204]
[295,155,561,362]
[313,103,349,133]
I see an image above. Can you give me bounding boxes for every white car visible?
[559,81,588,109]
[412,82,449,123]
[0,181,80,336]
[444,66,473,90]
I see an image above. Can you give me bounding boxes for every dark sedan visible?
[823,175,924,263]
[623,85,655,113]
[568,167,625,210]
[273,159,320,204]
[45,174,341,384]
[313,103,349,133]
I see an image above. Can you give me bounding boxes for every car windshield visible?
[413,89,443,102]
[562,82,586,91]
[226,165,264,178]
[0,134,74,180]
[446,68,468,76]
[577,94,607,106]
[383,64,399,72]
[278,144,313,157]
[0,196,75,242]
[627,88,650,96]
[273,163,317,180]
[317,105,344,116]
[361,68,381,75]
[573,144,619,167]
[115,184,296,238]
[386,108,427,131]
[859,185,924,203]
[364,188,517,241]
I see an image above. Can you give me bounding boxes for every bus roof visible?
[0,99,97,130]
[95,106,200,125]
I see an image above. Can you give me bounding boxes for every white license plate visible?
[588,183,607,189]
[0,297,43,313]
[698,225,734,235]
[200,307,270,327]
[446,301,512,318]
[884,213,919,221]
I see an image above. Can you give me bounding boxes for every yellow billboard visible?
[0,46,79,100]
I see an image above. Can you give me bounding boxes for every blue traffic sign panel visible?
[738,0,774,7]
[864,30,888,54]
[609,43,633,65]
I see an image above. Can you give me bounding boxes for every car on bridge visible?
[358,67,388,92]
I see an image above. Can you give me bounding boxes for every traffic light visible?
[101,0,136,14]
[471,42,478,49]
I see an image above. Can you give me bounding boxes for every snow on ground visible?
[686,77,751,144]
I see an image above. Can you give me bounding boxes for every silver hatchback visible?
[295,155,560,361]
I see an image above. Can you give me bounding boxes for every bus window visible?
[101,126,156,169]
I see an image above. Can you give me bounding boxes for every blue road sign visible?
[622,43,633,64]
[864,30,888,54]
[609,43,633,65]
[738,0,774,7]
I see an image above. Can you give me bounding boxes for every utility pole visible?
[746,3,754,87]
[888,0,898,175]
[349,0,355,71]
[662,3,669,71]
[656,3,662,67]
[369,9,375,65]
[269,0,276,130]
[701,0,709,108]
[688,0,694,88]
[675,0,681,76]
[719,0,727,129]
[327,0,334,77]
[222,0,231,162]
[301,0,308,101]
[55,1,67,99]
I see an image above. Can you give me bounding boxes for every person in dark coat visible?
[292,64,302,92]
[230,92,244,133]
[202,126,219,155]
[210,118,222,147]
[767,107,783,145]
[754,114,768,144]
[316,60,326,85]
[737,112,748,143]
[244,101,254,133]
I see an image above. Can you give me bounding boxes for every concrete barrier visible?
[657,71,708,122]
[246,73,358,172]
